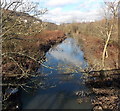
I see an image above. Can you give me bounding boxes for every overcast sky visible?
[3,0,118,24]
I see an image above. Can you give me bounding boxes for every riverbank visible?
[73,33,119,70]
[72,33,120,110]
[58,22,119,70]
[2,30,66,110]
[3,30,66,77]
[85,69,120,110]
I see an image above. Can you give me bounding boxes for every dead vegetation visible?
[1,0,66,110]
[58,0,119,70]
[57,1,120,110]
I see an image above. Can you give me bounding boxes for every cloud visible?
[42,7,102,24]
[50,51,82,66]
[40,0,104,24]
[46,0,79,7]
[3,0,104,24]
[49,38,83,66]
[49,8,62,14]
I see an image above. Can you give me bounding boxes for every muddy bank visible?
[2,30,66,110]
[73,34,119,70]
[35,30,67,52]
[3,30,66,77]
[72,33,120,110]
[85,69,120,110]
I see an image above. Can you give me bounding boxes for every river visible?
[21,38,92,110]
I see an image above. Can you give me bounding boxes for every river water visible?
[21,38,92,110]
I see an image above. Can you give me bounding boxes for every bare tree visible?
[1,0,48,109]
[101,0,119,69]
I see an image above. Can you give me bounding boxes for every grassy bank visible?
[58,21,119,70]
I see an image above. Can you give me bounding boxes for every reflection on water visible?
[46,38,87,68]
[21,38,92,109]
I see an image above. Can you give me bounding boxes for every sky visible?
[2,0,119,24]
[37,0,105,24]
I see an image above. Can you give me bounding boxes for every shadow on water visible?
[21,38,92,109]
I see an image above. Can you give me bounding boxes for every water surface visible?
[21,38,92,109]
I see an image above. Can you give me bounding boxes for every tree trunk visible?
[102,25,113,69]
